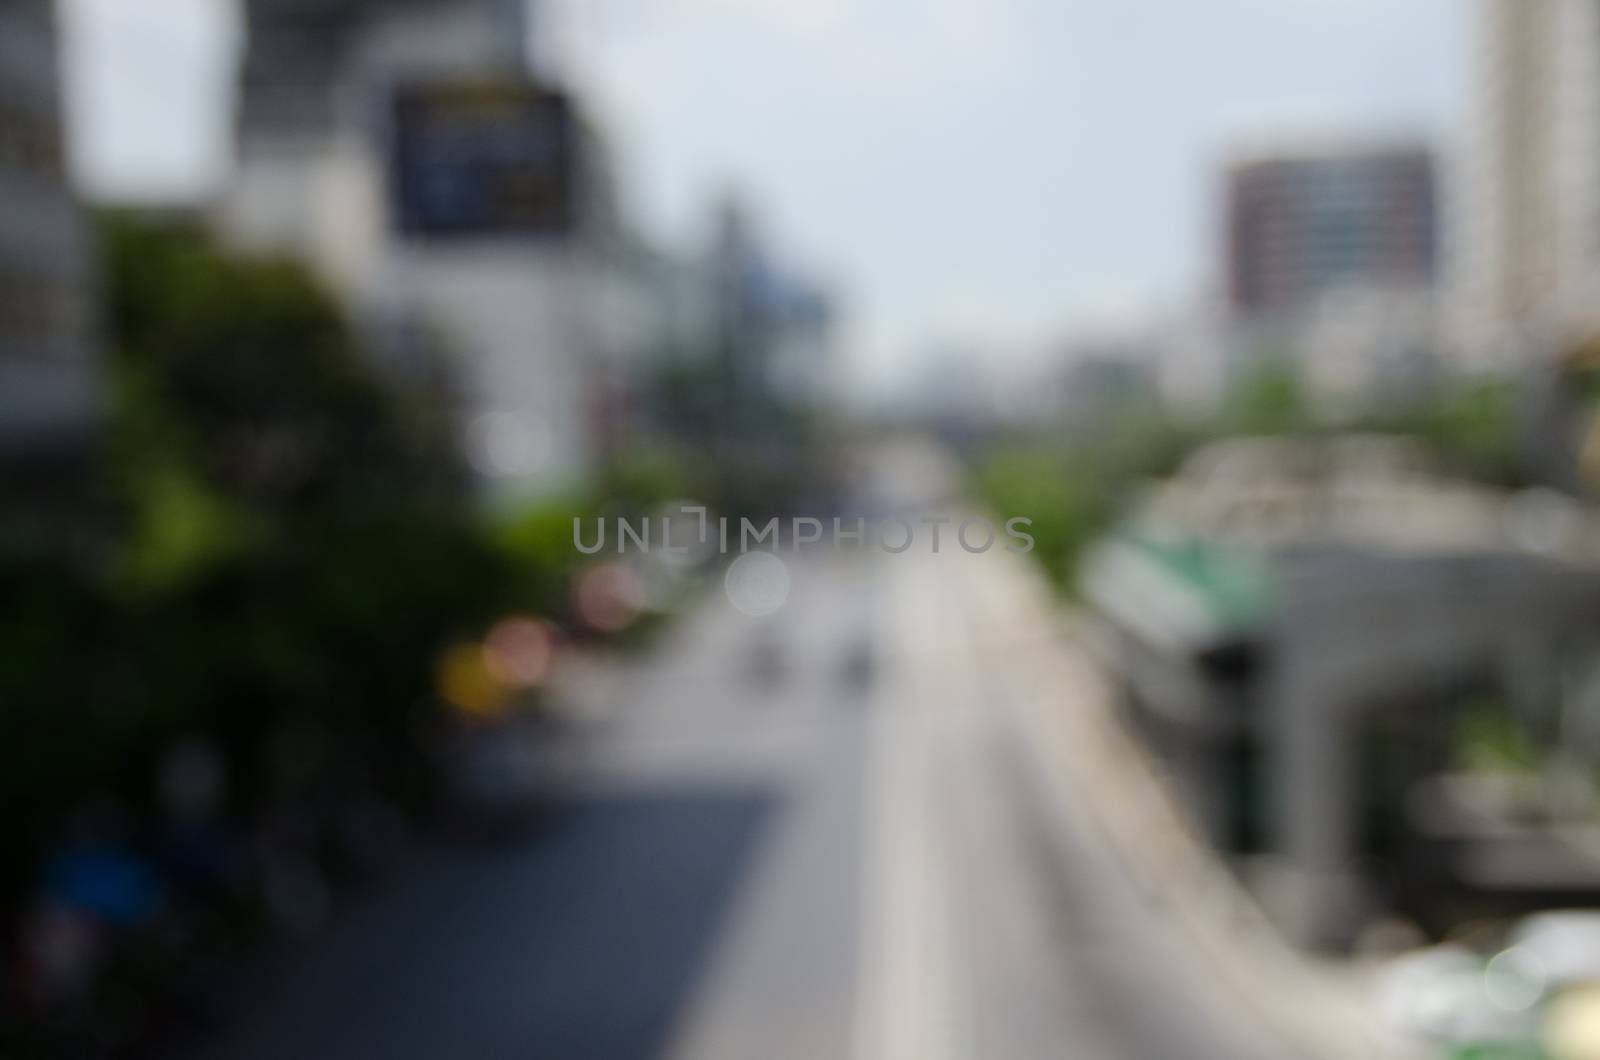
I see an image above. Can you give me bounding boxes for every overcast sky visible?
[59,0,1465,386]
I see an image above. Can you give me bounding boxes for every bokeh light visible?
[465,411,550,478]
[482,615,557,690]
[1546,984,1600,1060]
[724,551,791,617]
[435,641,506,717]
[572,561,645,634]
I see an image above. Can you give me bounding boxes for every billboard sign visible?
[391,79,579,238]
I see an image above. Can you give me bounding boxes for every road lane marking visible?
[854,549,968,1060]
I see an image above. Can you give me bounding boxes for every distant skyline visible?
[60,0,1464,389]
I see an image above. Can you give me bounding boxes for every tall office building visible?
[0,0,94,459]
[1456,0,1600,366]
[1225,142,1437,320]
[1223,140,1438,406]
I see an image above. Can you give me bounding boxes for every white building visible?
[219,0,662,502]
[1296,284,1436,414]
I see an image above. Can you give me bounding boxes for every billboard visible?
[391,79,579,238]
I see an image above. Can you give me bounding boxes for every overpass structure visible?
[1082,437,1600,948]
[1270,549,1600,948]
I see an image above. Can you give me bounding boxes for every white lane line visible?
[854,550,968,1060]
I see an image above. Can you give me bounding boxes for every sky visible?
[59,0,1465,389]
[59,0,240,203]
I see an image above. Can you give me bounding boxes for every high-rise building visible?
[1225,142,1437,320]
[1455,0,1600,366]
[1222,140,1438,407]
[0,0,94,459]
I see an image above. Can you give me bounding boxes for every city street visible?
[12,4,1597,1059]
[188,462,1397,1060]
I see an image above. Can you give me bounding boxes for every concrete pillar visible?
[1270,656,1359,949]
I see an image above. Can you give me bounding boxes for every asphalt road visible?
[187,453,1396,1060]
